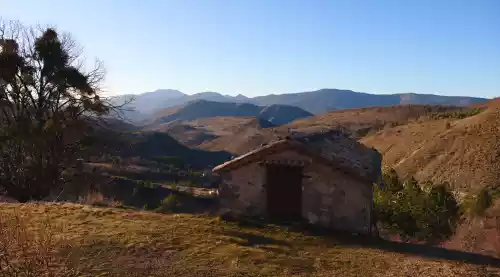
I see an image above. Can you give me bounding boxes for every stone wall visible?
[218,162,267,217]
[218,149,373,233]
[302,161,372,234]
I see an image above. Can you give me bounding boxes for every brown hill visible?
[141,102,500,192]
[283,104,465,138]
[194,117,284,155]
[145,116,277,149]
[361,100,500,192]
[147,100,312,127]
[148,104,474,156]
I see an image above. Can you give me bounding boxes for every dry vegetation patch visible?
[0,203,499,276]
[362,104,500,192]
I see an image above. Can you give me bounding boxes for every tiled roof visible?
[212,130,382,183]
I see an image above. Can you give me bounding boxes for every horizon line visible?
[115,88,494,100]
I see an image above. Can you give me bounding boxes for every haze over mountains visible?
[112,88,488,122]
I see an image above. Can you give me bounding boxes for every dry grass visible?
[151,105,467,155]
[0,211,80,277]
[445,198,500,258]
[145,116,276,151]
[362,103,500,192]
[283,104,464,137]
[0,203,499,276]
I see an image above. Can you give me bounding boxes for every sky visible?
[1,0,499,98]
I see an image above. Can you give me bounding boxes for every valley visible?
[1,4,498,275]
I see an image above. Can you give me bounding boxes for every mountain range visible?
[111,88,489,122]
[147,100,313,127]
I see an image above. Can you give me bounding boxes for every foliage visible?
[155,194,181,213]
[374,168,460,243]
[0,20,118,202]
[429,108,484,120]
[381,167,403,193]
[462,187,493,217]
[152,155,185,169]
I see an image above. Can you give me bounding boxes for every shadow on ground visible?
[298,222,500,267]
[222,216,500,268]
[222,230,292,248]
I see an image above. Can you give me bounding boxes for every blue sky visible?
[1,0,499,98]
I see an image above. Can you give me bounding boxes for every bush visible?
[429,108,484,120]
[419,183,460,242]
[155,194,181,213]
[381,168,403,193]
[152,156,185,169]
[374,169,460,243]
[462,187,493,217]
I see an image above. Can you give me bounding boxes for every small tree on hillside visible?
[382,168,403,193]
[0,20,118,201]
[374,169,460,243]
[419,182,460,243]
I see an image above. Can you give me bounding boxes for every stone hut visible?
[212,131,382,234]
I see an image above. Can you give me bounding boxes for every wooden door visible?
[266,164,303,221]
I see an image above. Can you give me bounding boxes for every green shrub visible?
[419,183,460,242]
[374,169,460,243]
[463,187,492,217]
[429,108,484,120]
[381,168,403,193]
[155,194,181,213]
[152,156,185,169]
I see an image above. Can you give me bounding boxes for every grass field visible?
[1,203,500,276]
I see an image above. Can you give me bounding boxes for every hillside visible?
[253,89,487,114]
[147,116,276,148]
[197,118,285,155]
[259,104,314,126]
[361,100,500,192]
[105,100,500,193]
[88,128,232,169]
[112,89,488,121]
[284,104,466,138]
[149,100,313,126]
[1,203,498,276]
[165,105,467,156]
[110,89,186,121]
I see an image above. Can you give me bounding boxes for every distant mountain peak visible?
[113,88,489,122]
[197,91,223,96]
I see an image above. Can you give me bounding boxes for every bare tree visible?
[0,19,120,201]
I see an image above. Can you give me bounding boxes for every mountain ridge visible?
[147,99,313,126]
[112,88,489,121]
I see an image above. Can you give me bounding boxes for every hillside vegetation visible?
[283,104,467,138]
[131,102,499,193]
[88,128,232,169]
[1,203,499,277]
[362,100,500,192]
[160,104,471,156]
